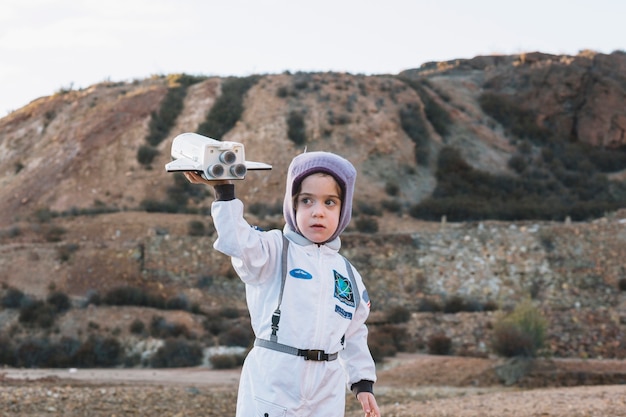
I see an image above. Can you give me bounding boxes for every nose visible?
[311,203,324,217]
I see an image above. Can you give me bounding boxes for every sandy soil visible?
[2,354,626,416]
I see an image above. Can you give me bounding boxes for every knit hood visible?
[283,151,356,244]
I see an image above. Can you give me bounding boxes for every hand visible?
[183,172,231,186]
[356,392,380,417]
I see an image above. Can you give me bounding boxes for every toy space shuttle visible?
[165,133,272,180]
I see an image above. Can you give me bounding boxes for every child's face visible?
[294,173,342,244]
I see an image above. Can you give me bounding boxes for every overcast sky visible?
[1,0,624,115]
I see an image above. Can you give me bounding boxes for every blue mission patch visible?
[289,268,313,280]
[333,270,355,307]
[335,305,353,319]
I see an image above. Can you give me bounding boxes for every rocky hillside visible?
[1,50,626,362]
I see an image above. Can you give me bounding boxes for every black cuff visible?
[350,380,374,397]
[213,184,235,201]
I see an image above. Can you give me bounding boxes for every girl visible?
[185,151,380,417]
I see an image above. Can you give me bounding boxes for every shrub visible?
[355,217,378,234]
[491,300,546,358]
[103,286,165,309]
[197,75,261,140]
[219,307,241,319]
[73,335,123,367]
[1,287,25,309]
[427,333,452,355]
[150,316,190,339]
[130,319,146,335]
[399,104,430,165]
[47,291,72,313]
[137,145,159,166]
[165,294,190,311]
[386,305,411,324]
[43,225,66,242]
[14,337,51,368]
[150,338,203,368]
[203,311,229,336]
[19,299,57,328]
[443,295,467,314]
[218,323,254,347]
[187,220,206,236]
[416,298,442,312]
[381,199,402,213]
[368,337,397,363]
[367,324,412,362]
[56,243,79,262]
[384,182,399,196]
[287,110,307,145]
[0,333,17,366]
[85,290,102,306]
[33,208,56,223]
[210,353,245,369]
[479,92,550,144]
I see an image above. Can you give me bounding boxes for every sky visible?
[1,0,624,116]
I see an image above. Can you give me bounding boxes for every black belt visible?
[254,338,338,361]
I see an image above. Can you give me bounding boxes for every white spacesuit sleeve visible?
[339,266,377,388]
[210,198,281,285]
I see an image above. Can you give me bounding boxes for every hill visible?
[0,50,625,369]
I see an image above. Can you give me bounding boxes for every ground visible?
[2,354,626,416]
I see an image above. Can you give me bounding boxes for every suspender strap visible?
[266,235,361,350]
[255,338,338,361]
[342,256,360,310]
[270,234,289,342]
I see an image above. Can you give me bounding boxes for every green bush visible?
[73,335,123,367]
[103,286,165,309]
[43,225,66,242]
[443,295,467,314]
[417,298,442,313]
[137,145,159,166]
[210,353,245,369]
[187,220,206,236]
[56,243,79,262]
[150,316,190,339]
[400,77,451,137]
[0,333,17,366]
[399,103,430,165]
[150,338,203,368]
[491,300,546,358]
[129,319,145,335]
[144,74,205,147]
[19,299,57,328]
[287,110,307,145]
[355,217,379,234]
[384,182,399,196]
[1,287,25,309]
[368,335,397,363]
[427,333,452,355]
[386,305,411,324]
[218,323,254,347]
[197,75,261,140]
[165,294,190,311]
[479,92,550,144]
[47,291,72,313]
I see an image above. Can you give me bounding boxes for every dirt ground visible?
[2,353,626,416]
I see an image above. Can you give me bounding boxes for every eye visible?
[325,199,338,207]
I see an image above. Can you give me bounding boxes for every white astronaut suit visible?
[210,151,377,417]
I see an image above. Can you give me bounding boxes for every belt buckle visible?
[305,350,325,361]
